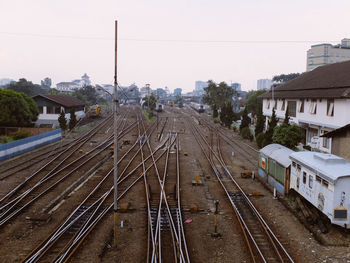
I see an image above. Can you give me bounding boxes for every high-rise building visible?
[257,79,272,90]
[307,38,350,71]
[194,81,208,96]
[231,83,241,93]
[174,88,182,96]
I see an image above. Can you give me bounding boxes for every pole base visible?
[211,232,221,238]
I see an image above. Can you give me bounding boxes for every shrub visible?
[11,130,31,140]
[0,136,13,144]
[256,132,265,148]
[240,127,251,139]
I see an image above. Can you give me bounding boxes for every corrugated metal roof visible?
[259,144,294,167]
[290,152,350,183]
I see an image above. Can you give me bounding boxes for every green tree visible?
[7,78,48,97]
[68,109,77,130]
[273,124,303,149]
[203,80,234,118]
[263,108,278,146]
[41,77,52,89]
[240,107,250,133]
[174,95,184,107]
[0,89,39,126]
[272,73,301,84]
[283,106,290,125]
[246,90,266,117]
[71,85,106,106]
[220,102,234,127]
[58,110,67,131]
[254,107,265,136]
[143,94,156,111]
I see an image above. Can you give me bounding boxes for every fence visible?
[0,129,61,161]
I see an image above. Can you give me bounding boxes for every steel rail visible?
[187,117,294,262]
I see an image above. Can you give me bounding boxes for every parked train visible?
[156,103,163,112]
[190,102,205,113]
[88,105,101,117]
[258,144,350,229]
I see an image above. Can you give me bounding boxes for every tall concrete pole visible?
[113,20,119,247]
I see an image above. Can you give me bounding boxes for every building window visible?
[321,130,330,149]
[309,99,317,114]
[322,180,329,188]
[287,101,296,117]
[309,60,313,65]
[266,100,270,109]
[38,106,43,114]
[327,99,334,116]
[306,128,318,144]
[298,100,304,113]
[303,172,307,184]
[281,100,285,111]
[316,175,322,183]
[309,174,313,189]
[54,106,61,114]
[46,106,54,114]
[273,100,277,110]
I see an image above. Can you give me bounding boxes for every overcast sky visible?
[1,0,350,92]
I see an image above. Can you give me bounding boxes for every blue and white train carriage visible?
[289,152,350,228]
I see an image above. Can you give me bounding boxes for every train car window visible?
[316,175,322,183]
[309,175,313,189]
[303,172,307,184]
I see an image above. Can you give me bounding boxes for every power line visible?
[0,31,339,44]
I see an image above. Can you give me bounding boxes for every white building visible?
[260,60,350,153]
[257,79,272,90]
[194,81,208,96]
[307,38,350,72]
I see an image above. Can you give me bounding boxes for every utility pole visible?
[113,20,118,248]
[156,90,159,141]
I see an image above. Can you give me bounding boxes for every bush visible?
[240,127,251,139]
[0,136,13,144]
[256,132,265,148]
[11,130,31,140]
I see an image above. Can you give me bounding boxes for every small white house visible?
[260,60,350,153]
[32,94,86,128]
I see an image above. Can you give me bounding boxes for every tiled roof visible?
[260,60,350,99]
[33,94,85,107]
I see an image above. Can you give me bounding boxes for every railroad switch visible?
[211,200,221,238]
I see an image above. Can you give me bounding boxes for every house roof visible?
[289,152,350,183]
[260,143,295,167]
[260,60,350,99]
[33,94,85,107]
[321,123,350,138]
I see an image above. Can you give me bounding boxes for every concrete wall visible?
[0,129,61,161]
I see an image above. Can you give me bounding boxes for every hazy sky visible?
[1,0,350,92]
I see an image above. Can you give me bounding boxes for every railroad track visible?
[0,111,136,227]
[187,116,294,263]
[22,113,176,262]
[141,115,190,263]
[0,116,111,180]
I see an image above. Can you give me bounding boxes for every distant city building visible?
[257,79,272,90]
[56,73,92,92]
[194,81,208,96]
[174,88,182,96]
[0,78,14,87]
[307,38,350,71]
[231,82,241,93]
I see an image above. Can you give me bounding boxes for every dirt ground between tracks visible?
[1,108,350,262]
